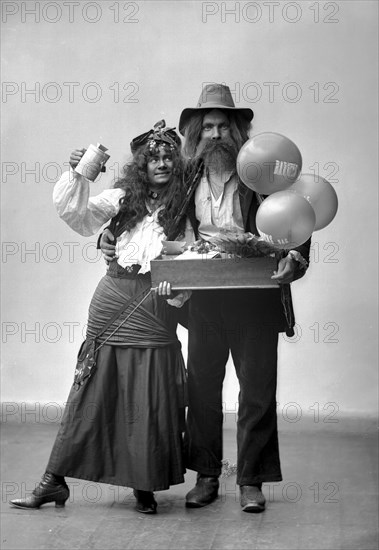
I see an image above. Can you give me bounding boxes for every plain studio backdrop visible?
[1,1,378,423]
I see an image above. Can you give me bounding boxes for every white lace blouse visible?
[53,169,167,275]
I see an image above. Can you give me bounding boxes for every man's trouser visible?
[185,289,283,486]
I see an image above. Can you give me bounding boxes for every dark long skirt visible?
[46,270,186,491]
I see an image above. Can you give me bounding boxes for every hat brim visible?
[179,106,254,135]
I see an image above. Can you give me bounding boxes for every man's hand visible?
[271,256,297,284]
[100,229,117,264]
[69,148,86,169]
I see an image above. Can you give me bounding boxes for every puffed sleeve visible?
[53,169,125,236]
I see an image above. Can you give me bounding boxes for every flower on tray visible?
[189,240,221,254]
[189,233,280,258]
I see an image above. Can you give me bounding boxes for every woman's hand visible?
[156,281,178,299]
[69,148,86,169]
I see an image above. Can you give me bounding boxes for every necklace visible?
[148,189,160,200]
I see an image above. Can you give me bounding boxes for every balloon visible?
[256,190,316,249]
[237,132,302,195]
[289,173,338,230]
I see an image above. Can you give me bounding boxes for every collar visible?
[206,167,236,186]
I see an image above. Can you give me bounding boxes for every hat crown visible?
[197,83,235,109]
[178,82,254,135]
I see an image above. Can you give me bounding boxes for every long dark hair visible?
[112,142,186,236]
[182,109,251,160]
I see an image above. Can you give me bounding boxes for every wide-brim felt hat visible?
[179,83,254,135]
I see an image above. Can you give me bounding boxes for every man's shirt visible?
[195,172,244,241]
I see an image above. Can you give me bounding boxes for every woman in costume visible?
[10,121,191,515]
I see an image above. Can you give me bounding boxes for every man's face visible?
[201,109,231,141]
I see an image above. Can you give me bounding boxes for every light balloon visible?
[289,173,338,230]
[237,132,302,195]
[256,190,316,249]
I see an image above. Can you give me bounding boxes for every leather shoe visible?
[240,485,266,513]
[9,472,69,509]
[133,490,157,514]
[185,474,219,508]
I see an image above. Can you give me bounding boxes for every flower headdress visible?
[130,120,181,154]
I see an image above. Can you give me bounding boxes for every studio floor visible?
[1,417,378,550]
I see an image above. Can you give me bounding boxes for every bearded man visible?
[177,84,310,513]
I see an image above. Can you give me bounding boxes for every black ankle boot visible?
[240,484,266,513]
[133,489,157,514]
[9,472,69,509]
[185,474,219,508]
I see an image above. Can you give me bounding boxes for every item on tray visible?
[205,233,281,258]
[161,241,187,255]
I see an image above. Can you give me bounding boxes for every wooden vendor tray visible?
[150,254,278,290]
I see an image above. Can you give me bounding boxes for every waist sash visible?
[86,275,179,348]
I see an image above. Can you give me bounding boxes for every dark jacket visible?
[184,172,311,337]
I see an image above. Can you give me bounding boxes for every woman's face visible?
[147,146,174,189]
